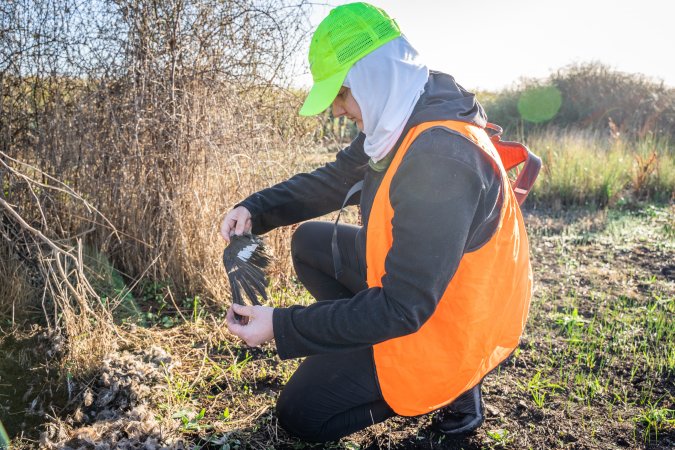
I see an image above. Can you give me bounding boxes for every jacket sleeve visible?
[272,129,502,359]
[238,133,369,235]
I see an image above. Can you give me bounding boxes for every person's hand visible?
[220,206,252,242]
[226,304,275,347]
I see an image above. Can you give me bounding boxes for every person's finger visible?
[225,305,245,326]
[234,212,247,236]
[227,303,251,325]
[220,224,230,242]
[232,302,253,318]
[226,308,247,336]
[229,324,249,342]
[225,306,239,328]
[226,306,237,323]
[220,215,234,242]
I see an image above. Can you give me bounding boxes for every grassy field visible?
[526,131,674,207]
[2,149,673,449]
[1,69,674,450]
[2,5,673,447]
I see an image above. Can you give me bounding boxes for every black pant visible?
[275,221,396,442]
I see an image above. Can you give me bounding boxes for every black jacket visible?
[239,71,502,359]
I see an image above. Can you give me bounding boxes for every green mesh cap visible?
[299,2,401,116]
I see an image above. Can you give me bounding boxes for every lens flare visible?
[517,85,562,123]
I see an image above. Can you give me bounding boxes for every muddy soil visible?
[0,330,67,442]
[2,205,674,449]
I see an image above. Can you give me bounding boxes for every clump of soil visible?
[41,346,178,450]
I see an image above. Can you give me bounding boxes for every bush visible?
[0,0,314,370]
[481,62,675,141]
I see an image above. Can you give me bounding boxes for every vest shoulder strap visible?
[486,123,542,205]
[332,180,363,279]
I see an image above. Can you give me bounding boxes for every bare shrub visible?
[0,153,118,372]
[0,242,37,322]
[0,0,314,370]
[482,62,675,141]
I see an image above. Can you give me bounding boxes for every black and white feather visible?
[222,233,271,310]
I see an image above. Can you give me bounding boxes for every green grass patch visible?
[525,131,674,207]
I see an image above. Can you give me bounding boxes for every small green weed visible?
[226,351,253,381]
[172,408,212,432]
[486,428,512,447]
[520,371,563,408]
[555,307,588,338]
[164,370,193,405]
[222,407,231,421]
[634,404,675,442]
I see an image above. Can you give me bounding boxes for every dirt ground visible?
[2,204,674,449]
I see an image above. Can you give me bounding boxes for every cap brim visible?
[299,67,350,116]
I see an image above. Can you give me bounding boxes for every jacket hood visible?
[408,70,487,129]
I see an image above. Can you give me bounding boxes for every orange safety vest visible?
[367,120,533,416]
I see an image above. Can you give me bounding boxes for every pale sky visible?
[298,0,675,91]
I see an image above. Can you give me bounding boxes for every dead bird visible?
[222,233,271,320]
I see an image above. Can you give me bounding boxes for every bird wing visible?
[222,233,271,308]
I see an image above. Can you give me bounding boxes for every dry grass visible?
[1,0,315,376]
[0,86,317,371]
[526,129,675,207]
[31,205,670,450]
[1,3,674,447]
[0,244,37,323]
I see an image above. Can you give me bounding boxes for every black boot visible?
[434,383,484,436]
